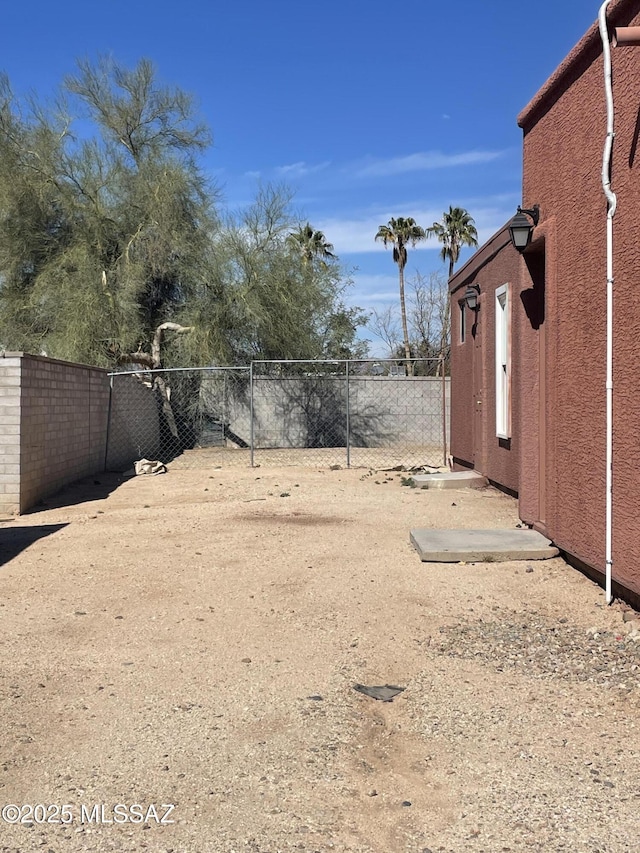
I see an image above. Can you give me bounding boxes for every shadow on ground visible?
[23,472,132,514]
[0,524,68,567]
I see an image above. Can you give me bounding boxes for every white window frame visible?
[495,283,511,439]
[458,300,466,344]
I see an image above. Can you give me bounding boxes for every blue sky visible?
[3,0,601,352]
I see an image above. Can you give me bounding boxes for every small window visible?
[459,300,466,343]
[495,284,510,438]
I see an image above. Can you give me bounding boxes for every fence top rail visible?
[251,357,444,365]
[109,366,251,377]
[108,358,447,377]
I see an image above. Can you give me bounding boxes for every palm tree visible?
[375,216,426,372]
[427,206,478,279]
[287,222,336,265]
[427,207,477,375]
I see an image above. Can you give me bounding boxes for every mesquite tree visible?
[0,59,213,368]
[0,60,366,369]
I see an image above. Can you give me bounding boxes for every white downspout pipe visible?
[599,1,616,605]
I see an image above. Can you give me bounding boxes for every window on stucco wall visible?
[458,300,466,343]
[495,284,511,438]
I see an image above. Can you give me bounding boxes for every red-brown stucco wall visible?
[450,0,640,600]
[519,0,640,596]
[449,231,524,495]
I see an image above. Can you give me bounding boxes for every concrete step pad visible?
[410,528,559,562]
[409,471,488,490]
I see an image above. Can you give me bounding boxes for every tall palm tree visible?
[287,222,336,265]
[427,206,478,278]
[427,207,477,375]
[375,216,426,372]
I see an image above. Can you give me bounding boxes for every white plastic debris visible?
[134,459,167,476]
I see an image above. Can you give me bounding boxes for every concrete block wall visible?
[0,353,110,514]
[222,376,451,449]
[0,356,22,514]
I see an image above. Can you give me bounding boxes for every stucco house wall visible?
[518,0,640,597]
[450,228,523,496]
[450,0,640,601]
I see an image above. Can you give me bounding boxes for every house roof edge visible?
[517,0,638,131]
[449,223,512,294]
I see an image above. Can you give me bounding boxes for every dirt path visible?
[1,466,639,852]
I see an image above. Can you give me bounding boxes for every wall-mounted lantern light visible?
[508,204,540,253]
[464,284,480,310]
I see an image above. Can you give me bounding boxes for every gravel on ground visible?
[0,464,638,852]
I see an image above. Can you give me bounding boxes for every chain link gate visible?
[106,359,449,471]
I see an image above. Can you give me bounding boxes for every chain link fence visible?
[106,359,449,471]
[106,367,251,471]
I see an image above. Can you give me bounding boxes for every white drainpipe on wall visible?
[599,1,616,605]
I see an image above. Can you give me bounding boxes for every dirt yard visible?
[1,465,639,853]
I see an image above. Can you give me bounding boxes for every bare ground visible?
[0,464,639,853]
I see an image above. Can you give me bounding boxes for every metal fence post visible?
[346,360,351,468]
[249,361,255,467]
[222,371,226,443]
[441,357,448,467]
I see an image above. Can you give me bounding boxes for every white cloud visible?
[349,273,399,306]
[354,149,504,178]
[274,160,331,179]
[318,200,516,256]
[243,170,262,179]
[317,206,444,255]
[316,211,434,255]
[472,206,517,245]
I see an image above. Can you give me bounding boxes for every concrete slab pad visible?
[409,471,488,490]
[410,528,559,562]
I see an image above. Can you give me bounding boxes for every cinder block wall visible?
[0,353,110,514]
[225,376,451,448]
[0,356,22,514]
